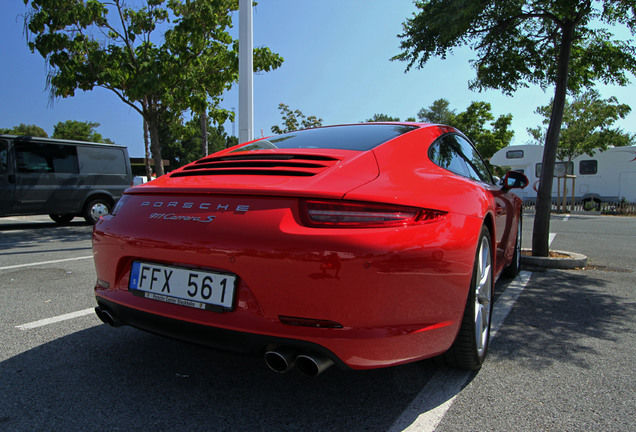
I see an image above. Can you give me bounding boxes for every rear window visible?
[231,124,417,153]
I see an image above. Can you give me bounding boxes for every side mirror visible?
[501,171,529,189]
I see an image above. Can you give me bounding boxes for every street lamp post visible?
[239,0,253,144]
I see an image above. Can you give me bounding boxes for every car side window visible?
[428,135,471,178]
[454,135,493,183]
[15,142,79,174]
[429,134,493,184]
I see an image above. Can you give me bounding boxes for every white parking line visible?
[0,255,93,271]
[15,308,95,330]
[390,271,532,432]
[490,271,532,338]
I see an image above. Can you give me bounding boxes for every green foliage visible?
[528,90,634,161]
[271,103,323,134]
[0,123,48,137]
[417,98,455,124]
[394,0,636,95]
[455,102,514,159]
[52,120,113,143]
[160,114,236,168]
[366,114,401,122]
[24,0,283,176]
[418,99,513,158]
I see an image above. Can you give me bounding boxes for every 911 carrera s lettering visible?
[148,213,216,223]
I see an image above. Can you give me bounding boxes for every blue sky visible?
[2,1,635,158]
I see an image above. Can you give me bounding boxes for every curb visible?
[520,249,588,269]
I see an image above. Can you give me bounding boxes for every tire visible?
[49,214,74,224]
[83,198,112,224]
[439,225,494,370]
[502,214,522,278]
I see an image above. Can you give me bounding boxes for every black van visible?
[0,135,132,224]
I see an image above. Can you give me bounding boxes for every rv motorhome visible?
[490,145,636,204]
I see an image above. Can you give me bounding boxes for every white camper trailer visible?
[490,145,636,204]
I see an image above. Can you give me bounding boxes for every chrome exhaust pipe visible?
[264,347,297,373]
[295,352,335,377]
[95,306,123,327]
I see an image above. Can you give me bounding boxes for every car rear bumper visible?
[95,296,350,368]
[94,291,461,370]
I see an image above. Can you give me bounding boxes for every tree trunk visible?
[146,105,165,177]
[532,21,575,256]
[143,115,152,182]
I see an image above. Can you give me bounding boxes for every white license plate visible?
[129,261,236,311]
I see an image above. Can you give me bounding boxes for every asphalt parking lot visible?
[1,213,634,431]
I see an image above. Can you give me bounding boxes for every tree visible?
[0,123,48,137]
[417,99,514,158]
[24,0,283,178]
[417,98,455,124]
[366,113,401,122]
[454,102,514,159]
[161,114,237,169]
[394,0,636,256]
[528,90,634,163]
[52,120,113,143]
[271,103,323,134]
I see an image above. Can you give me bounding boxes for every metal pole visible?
[571,176,576,212]
[239,0,253,144]
[556,177,561,213]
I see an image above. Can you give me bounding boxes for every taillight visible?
[300,200,446,228]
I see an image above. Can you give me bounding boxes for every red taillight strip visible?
[301,200,446,228]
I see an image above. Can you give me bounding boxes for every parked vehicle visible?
[0,135,132,223]
[93,123,528,375]
[490,144,636,205]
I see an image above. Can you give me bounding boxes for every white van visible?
[0,135,132,223]
[490,144,636,204]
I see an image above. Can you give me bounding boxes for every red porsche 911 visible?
[93,123,528,376]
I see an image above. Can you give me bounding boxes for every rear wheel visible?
[439,225,494,370]
[49,214,74,224]
[83,198,112,224]
[502,214,522,278]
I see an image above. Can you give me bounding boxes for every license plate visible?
[129,261,236,311]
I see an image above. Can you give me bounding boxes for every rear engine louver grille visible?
[170,154,341,178]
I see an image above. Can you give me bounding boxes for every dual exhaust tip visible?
[96,306,334,376]
[94,306,123,328]
[265,347,335,377]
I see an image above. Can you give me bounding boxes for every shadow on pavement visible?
[490,269,635,370]
[0,323,443,432]
[0,220,92,251]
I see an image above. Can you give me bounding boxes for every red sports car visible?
[93,123,528,376]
